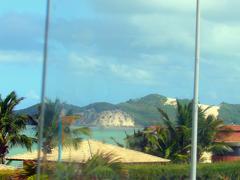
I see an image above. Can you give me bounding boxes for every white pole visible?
[190,0,200,179]
[37,0,51,179]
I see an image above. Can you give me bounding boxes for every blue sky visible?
[1,0,240,109]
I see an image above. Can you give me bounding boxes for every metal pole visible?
[58,116,63,161]
[37,0,51,179]
[190,0,200,179]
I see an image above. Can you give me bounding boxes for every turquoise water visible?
[9,126,139,156]
[88,127,138,144]
[9,126,139,167]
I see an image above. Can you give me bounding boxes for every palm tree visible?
[125,129,148,152]
[154,100,231,162]
[125,100,231,162]
[143,103,191,162]
[41,99,91,154]
[81,152,128,180]
[0,91,37,164]
[197,115,232,158]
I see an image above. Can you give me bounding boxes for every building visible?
[213,125,240,162]
[7,140,170,165]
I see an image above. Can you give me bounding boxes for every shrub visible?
[0,169,17,180]
[127,162,240,180]
[14,161,240,179]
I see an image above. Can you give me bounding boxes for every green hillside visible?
[218,103,240,124]
[80,102,117,113]
[16,94,240,126]
[117,94,177,126]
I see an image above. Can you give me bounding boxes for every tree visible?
[197,115,232,158]
[41,99,91,154]
[81,152,128,179]
[0,91,37,164]
[125,129,148,152]
[145,101,192,162]
[125,100,231,162]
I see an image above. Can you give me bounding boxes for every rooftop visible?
[7,140,170,164]
[215,125,240,143]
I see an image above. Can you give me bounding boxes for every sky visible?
[0,0,240,109]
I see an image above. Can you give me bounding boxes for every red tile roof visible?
[219,125,240,132]
[215,125,240,143]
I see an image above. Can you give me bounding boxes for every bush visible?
[127,162,240,180]
[0,170,16,180]
[14,161,240,179]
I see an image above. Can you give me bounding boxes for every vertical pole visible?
[190,0,200,179]
[37,0,51,179]
[58,116,63,161]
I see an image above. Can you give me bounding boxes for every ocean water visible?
[9,126,139,157]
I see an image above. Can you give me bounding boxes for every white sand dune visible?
[199,104,220,118]
[164,98,220,117]
[164,98,177,106]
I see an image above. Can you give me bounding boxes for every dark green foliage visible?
[37,152,127,180]
[13,160,37,179]
[125,100,231,162]
[52,162,79,180]
[125,129,148,152]
[41,99,91,154]
[82,152,128,180]
[0,162,240,180]
[127,162,240,180]
[0,91,36,164]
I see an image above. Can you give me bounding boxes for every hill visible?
[16,94,240,127]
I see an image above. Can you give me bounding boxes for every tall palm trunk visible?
[0,156,5,164]
[0,144,8,164]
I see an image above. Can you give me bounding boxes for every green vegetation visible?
[49,153,127,179]
[41,99,91,154]
[0,91,37,164]
[125,100,231,162]
[118,94,176,126]
[5,161,240,180]
[0,169,16,180]
[81,102,117,113]
[81,152,128,180]
[127,162,240,180]
[14,152,127,180]
[218,103,240,124]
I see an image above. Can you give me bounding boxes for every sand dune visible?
[164,98,220,117]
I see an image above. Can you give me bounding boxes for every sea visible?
[9,125,140,161]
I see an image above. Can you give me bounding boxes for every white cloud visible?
[0,51,41,64]
[69,53,101,70]
[87,0,237,18]
[68,53,154,84]
[25,90,40,100]
[130,13,194,50]
[202,20,240,56]
[109,64,153,83]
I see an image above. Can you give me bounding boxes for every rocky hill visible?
[93,110,135,127]
[16,94,240,127]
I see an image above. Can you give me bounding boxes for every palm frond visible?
[71,127,91,137]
